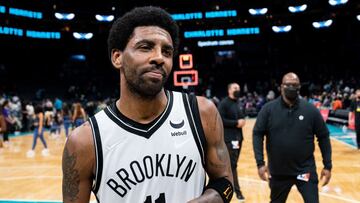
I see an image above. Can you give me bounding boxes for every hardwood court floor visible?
[0,119,359,203]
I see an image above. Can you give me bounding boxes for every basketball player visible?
[253,72,332,203]
[62,6,234,203]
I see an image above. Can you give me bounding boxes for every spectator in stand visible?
[332,94,343,110]
[62,103,72,137]
[25,102,35,131]
[2,100,15,145]
[0,106,7,152]
[54,97,63,113]
[72,102,86,127]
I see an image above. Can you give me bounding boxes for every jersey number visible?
[144,193,166,203]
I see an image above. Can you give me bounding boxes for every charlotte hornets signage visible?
[26,30,61,39]
[205,10,237,18]
[172,12,202,20]
[0,26,23,37]
[172,10,237,21]
[184,29,224,38]
[184,27,260,38]
[0,5,5,13]
[9,7,42,19]
[227,27,260,35]
[0,26,61,39]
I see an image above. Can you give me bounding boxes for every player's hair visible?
[108,6,179,57]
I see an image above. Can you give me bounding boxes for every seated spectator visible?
[332,94,343,110]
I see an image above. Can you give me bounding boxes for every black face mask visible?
[284,86,299,101]
[233,90,241,99]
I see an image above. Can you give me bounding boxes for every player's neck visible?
[117,89,168,124]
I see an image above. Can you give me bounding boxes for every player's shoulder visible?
[66,121,94,152]
[170,91,216,110]
[195,95,217,113]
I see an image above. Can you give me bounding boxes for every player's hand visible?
[320,168,331,186]
[258,165,269,181]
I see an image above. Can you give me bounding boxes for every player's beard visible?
[123,64,168,100]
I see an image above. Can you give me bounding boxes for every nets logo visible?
[169,120,184,129]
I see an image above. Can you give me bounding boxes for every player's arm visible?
[62,122,95,203]
[188,97,233,203]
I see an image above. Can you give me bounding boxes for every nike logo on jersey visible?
[169,120,184,129]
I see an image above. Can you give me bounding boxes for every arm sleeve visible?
[252,106,268,168]
[313,109,332,170]
[218,100,238,128]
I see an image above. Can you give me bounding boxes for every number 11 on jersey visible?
[144,193,166,203]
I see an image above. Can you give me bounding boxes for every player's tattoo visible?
[213,110,221,130]
[62,147,80,201]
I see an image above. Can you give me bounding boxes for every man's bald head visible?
[282,72,300,84]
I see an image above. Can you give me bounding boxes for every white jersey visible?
[89,91,207,203]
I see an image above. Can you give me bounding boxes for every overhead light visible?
[55,12,75,20]
[357,15,360,21]
[249,8,268,15]
[329,0,348,6]
[70,55,86,61]
[288,4,307,13]
[73,32,93,40]
[272,25,292,33]
[95,14,114,22]
[312,19,333,28]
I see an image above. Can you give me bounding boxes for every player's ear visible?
[111,49,122,69]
